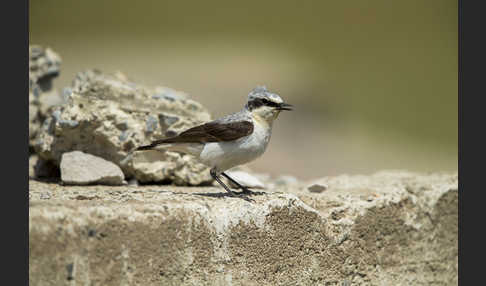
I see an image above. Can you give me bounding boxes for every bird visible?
[134,86,292,202]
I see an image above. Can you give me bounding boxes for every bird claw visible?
[227,190,255,202]
[237,194,255,203]
[239,187,255,195]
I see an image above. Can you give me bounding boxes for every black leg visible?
[221,172,254,194]
[210,169,254,202]
[210,169,236,196]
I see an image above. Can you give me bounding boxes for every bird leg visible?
[210,169,254,202]
[221,172,255,195]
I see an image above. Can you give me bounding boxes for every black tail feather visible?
[134,144,156,151]
[134,138,175,152]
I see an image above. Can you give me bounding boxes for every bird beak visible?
[277,102,293,111]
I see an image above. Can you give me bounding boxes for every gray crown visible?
[247,85,283,103]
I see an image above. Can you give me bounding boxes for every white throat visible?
[249,108,280,128]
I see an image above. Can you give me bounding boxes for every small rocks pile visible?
[29,45,214,186]
[33,68,214,185]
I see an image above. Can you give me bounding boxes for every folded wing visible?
[135,120,254,150]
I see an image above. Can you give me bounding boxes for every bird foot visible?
[226,190,254,202]
[238,187,255,195]
[235,194,255,203]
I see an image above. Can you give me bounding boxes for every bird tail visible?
[133,137,203,157]
[131,139,169,154]
[133,142,203,161]
[134,137,177,151]
[134,143,158,151]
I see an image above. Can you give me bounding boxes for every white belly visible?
[199,121,272,173]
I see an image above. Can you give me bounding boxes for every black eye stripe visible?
[247,98,279,110]
[262,98,279,107]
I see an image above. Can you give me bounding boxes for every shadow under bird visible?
[134,86,292,202]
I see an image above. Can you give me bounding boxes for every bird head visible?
[245,86,292,122]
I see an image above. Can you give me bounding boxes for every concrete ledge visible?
[29,171,458,285]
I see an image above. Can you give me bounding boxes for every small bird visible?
[134,86,292,201]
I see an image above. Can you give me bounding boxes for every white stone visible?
[60,151,125,185]
[225,170,266,189]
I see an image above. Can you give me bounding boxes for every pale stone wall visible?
[29,171,458,285]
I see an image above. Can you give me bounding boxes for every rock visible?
[60,151,125,185]
[34,69,212,184]
[225,170,266,189]
[29,45,62,92]
[307,183,327,193]
[29,45,63,149]
[29,171,458,285]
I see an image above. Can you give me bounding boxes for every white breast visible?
[199,118,272,173]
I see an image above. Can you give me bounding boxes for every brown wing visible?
[135,121,253,150]
[176,120,254,142]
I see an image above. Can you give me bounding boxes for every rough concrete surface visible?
[29,171,458,285]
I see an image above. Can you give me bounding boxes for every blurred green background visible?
[30,0,457,180]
